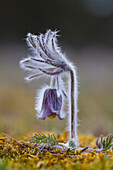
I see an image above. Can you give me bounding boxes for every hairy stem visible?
[69,68,78,147]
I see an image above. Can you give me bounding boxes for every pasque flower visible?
[20,30,79,147]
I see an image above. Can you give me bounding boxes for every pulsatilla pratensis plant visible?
[20,30,79,147]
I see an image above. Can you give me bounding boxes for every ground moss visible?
[0,132,113,170]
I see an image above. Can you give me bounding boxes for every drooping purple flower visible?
[38,88,64,120]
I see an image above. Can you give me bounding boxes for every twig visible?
[36,143,46,156]
[2,132,27,149]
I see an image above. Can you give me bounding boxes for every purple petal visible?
[57,114,64,120]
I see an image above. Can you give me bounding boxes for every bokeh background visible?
[0,0,113,137]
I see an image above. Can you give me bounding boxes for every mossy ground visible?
[0,132,113,170]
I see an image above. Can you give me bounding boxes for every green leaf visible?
[103,144,113,152]
[32,134,58,145]
[69,140,76,149]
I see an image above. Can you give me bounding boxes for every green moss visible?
[0,133,113,170]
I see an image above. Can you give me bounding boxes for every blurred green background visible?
[0,0,113,137]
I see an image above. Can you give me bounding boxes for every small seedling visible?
[96,133,113,152]
[32,134,58,146]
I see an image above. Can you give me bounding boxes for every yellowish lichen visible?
[0,132,113,170]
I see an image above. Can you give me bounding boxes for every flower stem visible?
[69,68,78,147]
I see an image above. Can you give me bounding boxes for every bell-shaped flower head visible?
[37,88,64,120]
